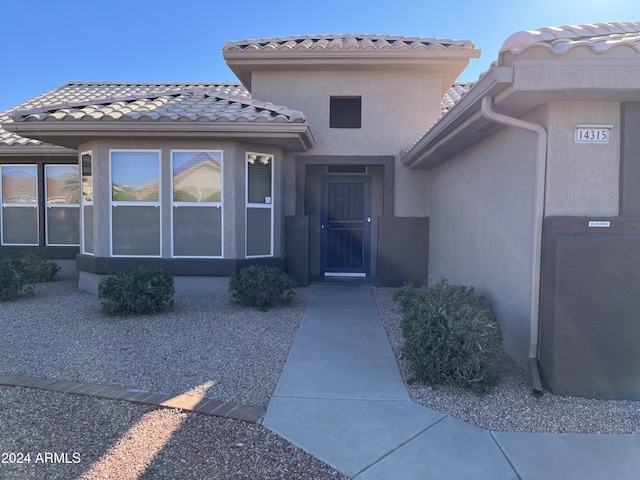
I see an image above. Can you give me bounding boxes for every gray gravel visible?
[1,278,309,408]
[0,278,348,480]
[0,386,347,480]
[373,287,640,434]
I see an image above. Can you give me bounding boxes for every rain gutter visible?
[480,96,545,395]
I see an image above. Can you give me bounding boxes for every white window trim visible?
[109,149,162,258]
[170,149,224,258]
[45,164,80,247]
[80,151,94,255]
[0,164,39,246]
[245,152,274,258]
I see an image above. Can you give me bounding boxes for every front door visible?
[321,177,371,276]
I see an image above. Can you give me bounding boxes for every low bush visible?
[0,252,60,302]
[0,257,33,301]
[394,279,503,394]
[98,266,175,316]
[229,265,297,311]
[21,251,60,283]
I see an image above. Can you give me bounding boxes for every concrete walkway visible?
[263,279,640,479]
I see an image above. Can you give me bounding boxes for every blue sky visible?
[0,0,636,112]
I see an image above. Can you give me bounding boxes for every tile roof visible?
[224,34,475,52]
[500,21,640,56]
[440,83,473,114]
[7,82,306,127]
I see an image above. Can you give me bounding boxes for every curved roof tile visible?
[500,21,640,56]
[7,82,307,127]
[224,34,475,52]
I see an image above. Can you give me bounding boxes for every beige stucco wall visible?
[544,102,620,216]
[428,125,539,368]
[252,70,439,217]
[78,139,284,259]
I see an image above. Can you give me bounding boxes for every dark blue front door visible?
[321,177,371,276]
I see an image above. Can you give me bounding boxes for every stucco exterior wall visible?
[428,126,538,367]
[253,70,438,217]
[544,102,620,216]
[252,70,442,156]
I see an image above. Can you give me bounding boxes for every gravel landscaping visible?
[373,287,640,434]
[0,277,347,480]
[2,276,640,479]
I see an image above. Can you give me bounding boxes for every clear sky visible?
[0,0,637,112]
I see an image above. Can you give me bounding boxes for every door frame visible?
[320,175,372,276]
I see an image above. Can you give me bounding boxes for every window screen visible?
[81,152,94,254]
[45,165,80,246]
[246,153,273,257]
[171,151,223,257]
[110,151,161,256]
[1,165,38,245]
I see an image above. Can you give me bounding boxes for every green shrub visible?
[394,279,503,394]
[98,266,175,316]
[0,257,33,301]
[21,251,60,283]
[229,265,297,311]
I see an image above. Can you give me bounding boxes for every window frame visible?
[45,164,80,247]
[245,152,274,258]
[109,149,162,258]
[170,149,224,258]
[0,164,39,246]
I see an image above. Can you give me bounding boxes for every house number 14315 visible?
[574,126,611,144]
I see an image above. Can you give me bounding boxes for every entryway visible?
[320,177,371,276]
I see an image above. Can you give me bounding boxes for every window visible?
[81,152,94,254]
[246,153,273,257]
[110,151,161,256]
[45,165,80,246]
[1,165,38,245]
[172,150,223,257]
[330,96,362,128]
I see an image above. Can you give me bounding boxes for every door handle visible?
[367,217,371,223]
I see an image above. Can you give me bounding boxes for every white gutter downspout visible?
[481,96,545,395]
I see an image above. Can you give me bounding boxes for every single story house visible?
[2,22,640,400]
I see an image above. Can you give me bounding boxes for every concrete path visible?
[263,279,640,479]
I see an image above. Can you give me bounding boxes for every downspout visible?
[480,96,545,395]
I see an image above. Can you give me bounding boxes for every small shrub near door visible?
[229,265,297,311]
[98,266,175,316]
[394,279,503,395]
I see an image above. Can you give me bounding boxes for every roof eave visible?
[3,121,316,152]
[224,49,481,90]
[400,66,514,169]
[0,143,78,157]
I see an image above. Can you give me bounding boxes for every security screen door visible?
[321,177,371,276]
